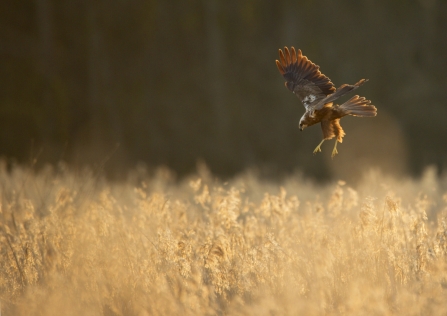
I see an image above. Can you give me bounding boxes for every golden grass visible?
[1,161,447,315]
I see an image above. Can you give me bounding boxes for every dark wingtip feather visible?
[279,49,286,67]
[356,79,368,87]
[276,60,285,74]
[291,47,297,63]
[284,47,291,65]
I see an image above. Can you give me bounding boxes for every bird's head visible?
[299,120,307,131]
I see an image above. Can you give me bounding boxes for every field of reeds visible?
[1,161,447,315]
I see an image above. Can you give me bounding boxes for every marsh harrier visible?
[276,47,377,157]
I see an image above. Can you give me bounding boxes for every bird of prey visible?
[276,47,377,157]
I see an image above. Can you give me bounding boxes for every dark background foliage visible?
[1,0,446,180]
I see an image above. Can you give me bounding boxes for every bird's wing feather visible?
[311,79,368,111]
[276,47,335,110]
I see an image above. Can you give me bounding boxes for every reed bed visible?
[1,162,447,315]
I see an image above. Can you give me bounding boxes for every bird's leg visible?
[331,140,339,158]
[313,139,325,154]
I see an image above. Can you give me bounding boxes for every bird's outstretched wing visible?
[276,47,335,110]
[311,79,369,111]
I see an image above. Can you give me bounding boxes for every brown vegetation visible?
[1,162,447,315]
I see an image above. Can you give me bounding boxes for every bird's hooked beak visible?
[299,124,307,131]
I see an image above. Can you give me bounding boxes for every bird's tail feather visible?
[339,95,377,117]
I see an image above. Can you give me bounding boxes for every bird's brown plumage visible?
[276,47,377,157]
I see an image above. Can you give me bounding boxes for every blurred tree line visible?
[1,0,446,180]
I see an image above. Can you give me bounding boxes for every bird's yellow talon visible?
[331,141,339,158]
[313,139,325,155]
